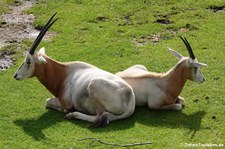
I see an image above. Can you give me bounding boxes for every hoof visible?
[65,113,74,120]
[176,104,183,111]
[89,113,109,128]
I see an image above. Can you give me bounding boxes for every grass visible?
[1,0,225,148]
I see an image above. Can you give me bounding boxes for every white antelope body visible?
[116,37,207,110]
[14,13,135,127]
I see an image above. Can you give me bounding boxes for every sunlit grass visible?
[0,0,225,148]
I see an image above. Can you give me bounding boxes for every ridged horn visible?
[179,36,195,59]
[29,12,58,55]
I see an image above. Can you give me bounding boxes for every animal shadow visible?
[14,110,65,140]
[134,107,206,138]
[14,109,135,140]
[14,107,205,140]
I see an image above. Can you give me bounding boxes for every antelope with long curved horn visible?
[116,36,207,110]
[14,13,135,127]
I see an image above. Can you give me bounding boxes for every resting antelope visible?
[116,36,207,110]
[14,13,135,127]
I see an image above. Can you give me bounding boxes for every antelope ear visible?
[36,47,46,63]
[38,55,47,63]
[167,47,183,60]
[39,47,45,54]
[192,62,207,68]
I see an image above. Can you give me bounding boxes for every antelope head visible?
[14,13,58,80]
[168,36,207,83]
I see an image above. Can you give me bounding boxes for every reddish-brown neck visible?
[33,55,68,98]
[165,61,191,101]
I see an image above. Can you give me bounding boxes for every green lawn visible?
[0,0,225,148]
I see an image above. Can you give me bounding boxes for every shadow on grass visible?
[14,110,65,140]
[14,107,205,140]
[67,107,206,138]
[133,107,206,138]
[13,109,135,140]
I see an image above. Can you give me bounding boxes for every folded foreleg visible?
[46,98,66,113]
[46,98,75,113]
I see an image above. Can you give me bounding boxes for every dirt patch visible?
[167,27,189,35]
[153,13,172,25]
[89,16,110,24]
[0,1,37,71]
[118,13,134,26]
[154,18,171,25]
[0,50,15,70]
[118,9,147,26]
[132,24,194,47]
[208,5,225,12]
[167,23,198,35]
[132,33,169,47]
[96,16,109,22]
[0,1,37,48]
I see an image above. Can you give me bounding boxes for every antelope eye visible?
[27,61,31,65]
[194,67,198,72]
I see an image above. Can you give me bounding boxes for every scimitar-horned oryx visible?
[14,13,135,127]
[116,36,207,110]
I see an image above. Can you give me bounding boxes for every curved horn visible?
[179,36,195,59]
[29,13,58,55]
